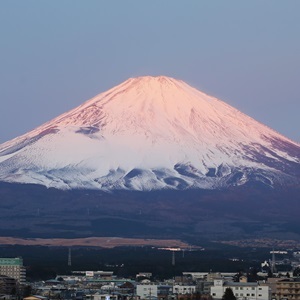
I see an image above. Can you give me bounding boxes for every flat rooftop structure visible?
[0,258,23,266]
[182,272,236,278]
[72,271,114,276]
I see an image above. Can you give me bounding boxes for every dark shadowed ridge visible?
[0,182,299,243]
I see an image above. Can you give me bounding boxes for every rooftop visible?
[0,257,23,266]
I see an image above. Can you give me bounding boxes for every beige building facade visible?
[276,278,300,300]
[0,258,26,283]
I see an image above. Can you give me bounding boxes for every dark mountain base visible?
[0,182,299,244]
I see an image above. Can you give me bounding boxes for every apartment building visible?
[276,278,300,300]
[0,257,26,283]
[210,279,270,300]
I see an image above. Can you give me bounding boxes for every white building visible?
[136,284,158,300]
[210,279,270,300]
[173,285,196,294]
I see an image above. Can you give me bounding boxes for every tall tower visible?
[172,251,175,266]
[68,248,72,267]
[270,249,277,273]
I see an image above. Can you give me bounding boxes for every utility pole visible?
[68,247,72,267]
[271,249,277,273]
[172,250,175,266]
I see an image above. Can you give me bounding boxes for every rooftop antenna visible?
[68,248,72,267]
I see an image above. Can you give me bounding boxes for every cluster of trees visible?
[222,288,236,300]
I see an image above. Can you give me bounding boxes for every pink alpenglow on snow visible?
[0,76,299,190]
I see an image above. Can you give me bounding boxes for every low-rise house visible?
[173,284,196,295]
[136,284,158,300]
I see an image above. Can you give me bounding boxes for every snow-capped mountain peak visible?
[0,76,299,190]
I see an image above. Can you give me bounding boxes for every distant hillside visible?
[0,182,299,242]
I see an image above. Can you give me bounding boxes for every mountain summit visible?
[0,76,299,190]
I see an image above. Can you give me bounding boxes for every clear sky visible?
[0,1,299,143]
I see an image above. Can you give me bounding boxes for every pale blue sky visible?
[0,1,299,143]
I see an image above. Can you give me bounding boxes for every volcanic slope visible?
[0,76,299,190]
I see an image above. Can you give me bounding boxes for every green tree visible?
[222,288,237,300]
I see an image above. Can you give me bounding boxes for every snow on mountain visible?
[0,76,299,190]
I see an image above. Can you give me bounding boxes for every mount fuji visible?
[0,76,299,191]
